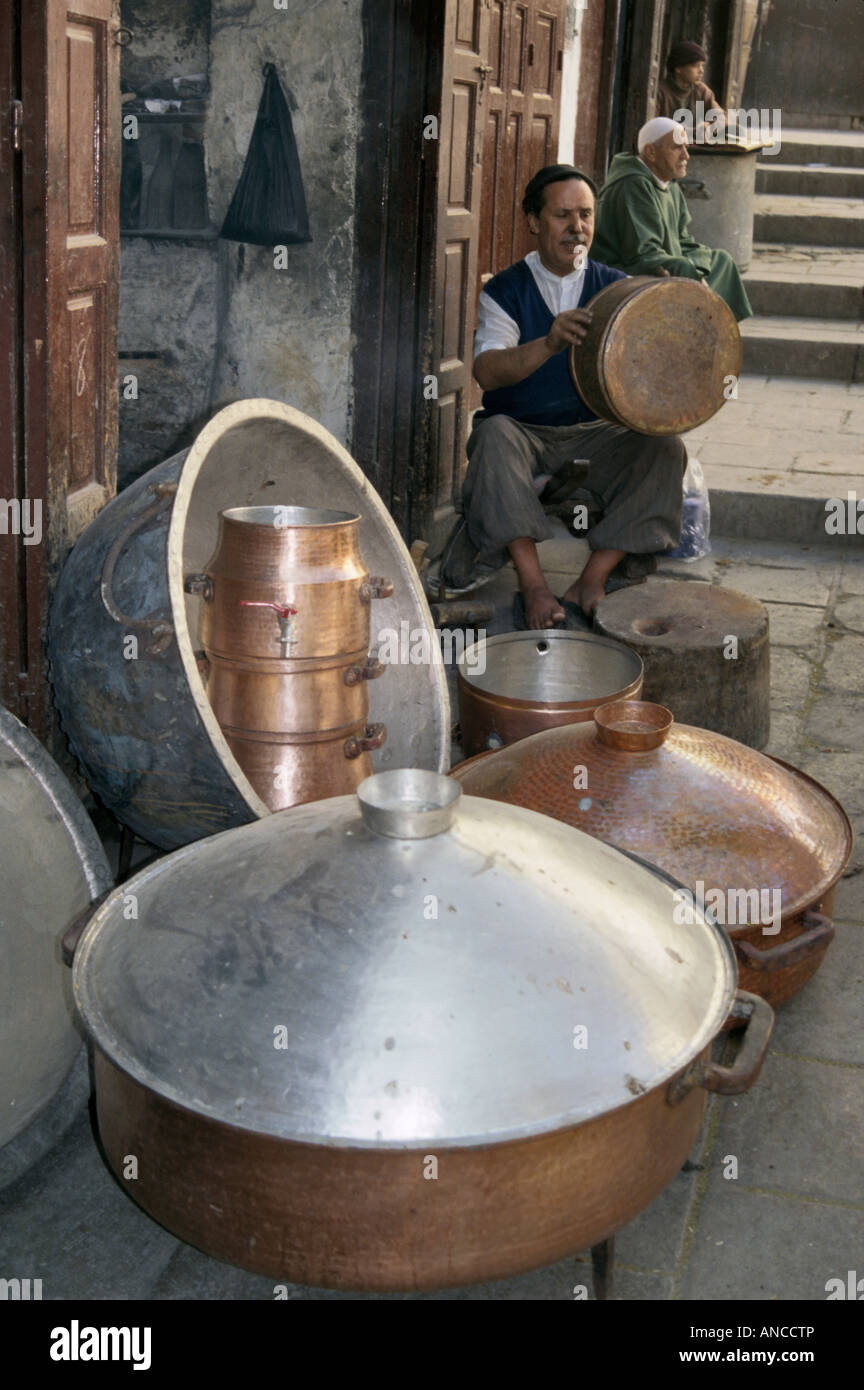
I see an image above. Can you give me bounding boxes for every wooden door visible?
[476,2,566,301]
[619,0,668,157]
[572,0,622,184]
[423,0,566,551]
[425,0,490,553]
[1,0,120,736]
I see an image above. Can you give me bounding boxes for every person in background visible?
[655,38,724,129]
[591,117,752,321]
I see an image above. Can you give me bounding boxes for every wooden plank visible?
[0,0,25,716]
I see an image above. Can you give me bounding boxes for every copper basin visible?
[90,992,770,1291]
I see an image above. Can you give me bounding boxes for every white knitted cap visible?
[637,116,686,152]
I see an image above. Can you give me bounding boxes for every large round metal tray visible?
[0,705,112,1149]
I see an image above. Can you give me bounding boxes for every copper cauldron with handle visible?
[65,770,772,1293]
[452,701,853,1010]
[569,276,742,435]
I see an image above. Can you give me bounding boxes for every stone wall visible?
[118,0,363,489]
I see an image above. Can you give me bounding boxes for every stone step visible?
[760,129,864,170]
[745,276,863,321]
[744,247,864,320]
[707,475,862,546]
[684,373,864,546]
[741,316,864,382]
[756,163,864,199]
[753,193,864,249]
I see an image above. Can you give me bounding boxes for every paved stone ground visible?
[687,372,864,505]
[1,531,861,1301]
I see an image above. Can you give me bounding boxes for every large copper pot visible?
[196,505,390,809]
[68,771,772,1292]
[452,701,853,1010]
[568,276,741,435]
[456,630,643,757]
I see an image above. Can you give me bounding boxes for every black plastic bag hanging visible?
[220,63,311,246]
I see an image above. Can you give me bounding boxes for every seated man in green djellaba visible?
[591,116,752,322]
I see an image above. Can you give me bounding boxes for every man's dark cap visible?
[522,165,598,217]
[667,39,708,72]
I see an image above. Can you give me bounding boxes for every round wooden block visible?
[594,580,770,749]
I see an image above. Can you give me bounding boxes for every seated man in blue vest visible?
[442,164,686,629]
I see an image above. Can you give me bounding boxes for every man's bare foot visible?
[561,579,604,618]
[523,585,565,629]
[562,546,628,618]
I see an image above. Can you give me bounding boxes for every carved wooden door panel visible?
[477,1,565,295]
[423,0,566,549]
[426,0,490,552]
[0,0,120,736]
[38,0,120,544]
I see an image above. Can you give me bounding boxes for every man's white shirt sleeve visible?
[473,290,521,359]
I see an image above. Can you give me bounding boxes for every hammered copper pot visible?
[568,276,742,435]
[68,771,772,1292]
[452,701,853,1010]
[195,505,391,809]
[457,630,643,757]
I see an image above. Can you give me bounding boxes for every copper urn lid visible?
[452,701,853,922]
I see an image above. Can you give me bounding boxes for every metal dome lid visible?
[1,705,112,1149]
[452,702,854,921]
[73,770,737,1148]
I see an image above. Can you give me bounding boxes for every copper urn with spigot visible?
[191,505,390,809]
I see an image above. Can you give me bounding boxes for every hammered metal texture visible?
[202,505,378,808]
[452,707,852,922]
[569,276,742,435]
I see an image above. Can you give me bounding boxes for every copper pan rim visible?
[456,630,644,712]
[455,673,644,715]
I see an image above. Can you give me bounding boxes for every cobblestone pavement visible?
[1,533,861,1301]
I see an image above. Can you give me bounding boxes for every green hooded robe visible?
[592,153,753,321]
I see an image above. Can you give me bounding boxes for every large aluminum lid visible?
[453,702,854,920]
[0,706,112,1148]
[73,771,736,1148]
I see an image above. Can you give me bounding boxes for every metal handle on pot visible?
[344,723,387,758]
[100,482,177,653]
[62,889,113,966]
[734,910,834,972]
[359,577,394,602]
[184,573,214,601]
[666,991,774,1106]
[344,656,386,686]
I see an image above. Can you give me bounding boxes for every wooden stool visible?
[594,579,770,749]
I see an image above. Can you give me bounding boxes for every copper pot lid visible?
[73,770,737,1148]
[453,701,853,923]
